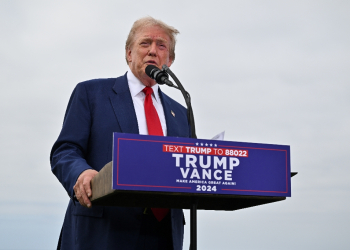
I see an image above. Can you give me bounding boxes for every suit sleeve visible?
[50,83,94,198]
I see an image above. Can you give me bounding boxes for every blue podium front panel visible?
[112,133,291,197]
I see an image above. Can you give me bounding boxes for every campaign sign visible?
[112,133,291,197]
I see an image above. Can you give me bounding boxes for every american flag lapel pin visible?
[171,110,175,117]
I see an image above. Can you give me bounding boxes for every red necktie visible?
[142,86,169,221]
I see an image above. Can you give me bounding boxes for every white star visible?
[205,143,208,146]
[215,144,217,147]
[210,144,212,147]
[200,143,203,146]
[196,143,198,146]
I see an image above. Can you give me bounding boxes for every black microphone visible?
[145,65,174,87]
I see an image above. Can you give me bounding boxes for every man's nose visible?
[148,42,157,56]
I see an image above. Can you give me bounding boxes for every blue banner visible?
[112,133,291,197]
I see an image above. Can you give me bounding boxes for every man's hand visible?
[73,169,98,208]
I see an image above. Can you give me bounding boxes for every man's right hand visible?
[73,169,98,208]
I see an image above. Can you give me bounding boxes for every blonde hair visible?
[125,17,179,64]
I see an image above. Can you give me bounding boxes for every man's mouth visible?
[145,60,157,66]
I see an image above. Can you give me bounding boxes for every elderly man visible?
[51,17,190,250]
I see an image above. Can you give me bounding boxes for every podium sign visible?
[112,133,291,197]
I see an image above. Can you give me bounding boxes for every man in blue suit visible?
[50,17,190,249]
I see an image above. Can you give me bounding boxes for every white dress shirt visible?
[127,70,167,136]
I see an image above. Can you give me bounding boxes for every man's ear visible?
[126,48,132,63]
[167,58,173,67]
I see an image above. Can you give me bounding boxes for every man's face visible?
[127,25,173,86]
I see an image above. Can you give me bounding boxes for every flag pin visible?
[171,110,175,117]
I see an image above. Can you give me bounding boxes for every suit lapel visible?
[159,89,181,137]
[109,74,139,134]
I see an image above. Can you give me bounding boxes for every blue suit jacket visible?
[50,74,190,250]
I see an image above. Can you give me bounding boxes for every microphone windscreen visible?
[145,65,159,78]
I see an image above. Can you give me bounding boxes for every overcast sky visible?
[0,1,349,249]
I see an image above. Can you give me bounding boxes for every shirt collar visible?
[127,70,161,103]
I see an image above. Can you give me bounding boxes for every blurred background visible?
[0,1,349,249]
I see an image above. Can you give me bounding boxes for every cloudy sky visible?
[0,1,349,249]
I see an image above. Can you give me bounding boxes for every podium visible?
[91,133,295,250]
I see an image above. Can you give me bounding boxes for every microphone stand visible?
[162,65,197,139]
[161,65,198,250]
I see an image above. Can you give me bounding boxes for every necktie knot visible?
[142,86,153,96]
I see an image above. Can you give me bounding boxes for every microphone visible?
[145,65,174,87]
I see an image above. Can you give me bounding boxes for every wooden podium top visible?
[91,162,297,211]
